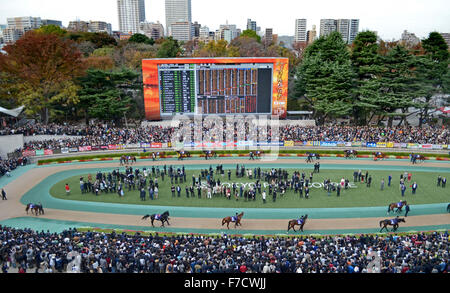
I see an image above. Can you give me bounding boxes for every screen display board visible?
[142,58,288,120]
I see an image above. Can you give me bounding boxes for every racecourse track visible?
[0,155,449,236]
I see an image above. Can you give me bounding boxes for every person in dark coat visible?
[404,205,410,217]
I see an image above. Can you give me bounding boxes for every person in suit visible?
[411,182,418,194]
[1,189,6,200]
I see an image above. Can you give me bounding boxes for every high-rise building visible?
[294,19,307,43]
[264,28,273,47]
[170,21,192,42]
[68,20,89,32]
[247,19,257,31]
[218,22,240,43]
[117,0,146,34]
[2,27,24,43]
[41,19,63,27]
[7,16,42,30]
[320,19,359,44]
[307,25,317,44]
[319,19,337,37]
[441,33,450,48]
[192,21,201,38]
[400,30,420,47]
[165,0,192,36]
[199,26,210,40]
[140,22,165,40]
[88,21,113,35]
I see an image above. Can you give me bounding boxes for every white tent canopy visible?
[0,106,24,117]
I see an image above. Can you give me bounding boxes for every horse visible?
[142,211,170,227]
[414,154,425,164]
[221,212,244,229]
[387,200,407,214]
[344,150,357,159]
[372,152,385,161]
[25,203,44,216]
[305,153,320,163]
[120,155,128,166]
[287,214,308,232]
[130,156,137,165]
[379,217,406,232]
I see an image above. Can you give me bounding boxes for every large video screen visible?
[142,58,289,120]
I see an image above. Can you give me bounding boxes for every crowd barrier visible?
[22,140,449,158]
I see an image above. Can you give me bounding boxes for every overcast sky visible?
[1,0,449,40]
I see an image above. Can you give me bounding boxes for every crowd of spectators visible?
[1,121,449,152]
[0,226,447,273]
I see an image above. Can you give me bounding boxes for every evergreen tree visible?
[351,31,384,125]
[295,32,356,124]
[77,69,139,124]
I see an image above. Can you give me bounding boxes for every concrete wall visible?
[0,134,23,159]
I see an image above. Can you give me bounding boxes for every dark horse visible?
[222,212,244,229]
[387,200,407,214]
[25,203,44,216]
[142,211,170,227]
[412,154,425,164]
[306,153,320,163]
[287,214,308,232]
[344,150,357,159]
[379,217,406,232]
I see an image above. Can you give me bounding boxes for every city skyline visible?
[0,0,449,40]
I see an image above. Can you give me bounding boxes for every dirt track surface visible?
[1,158,449,233]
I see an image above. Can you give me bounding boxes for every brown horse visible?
[379,217,406,232]
[287,214,308,232]
[25,203,44,216]
[222,212,244,229]
[372,152,386,160]
[387,200,407,214]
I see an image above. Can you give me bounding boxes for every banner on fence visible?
[420,144,432,149]
[22,150,36,157]
[376,142,387,148]
[69,148,78,153]
[366,142,377,148]
[35,149,44,156]
[78,146,91,152]
[61,148,69,154]
[320,141,337,147]
[151,143,162,148]
[284,141,294,147]
[443,145,448,149]
[44,149,53,155]
[100,146,109,150]
[351,142,362,147]
[407,143,419,149]
[386,142,394,148]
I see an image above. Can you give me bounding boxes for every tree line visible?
[292,31,449,126]
[0,25,448,126]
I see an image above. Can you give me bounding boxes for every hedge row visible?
[36,149,448,165]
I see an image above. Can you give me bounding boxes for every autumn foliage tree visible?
[0,31,86,123]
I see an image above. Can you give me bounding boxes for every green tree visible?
[351,31,384,125]
[295,32,356,124]
[76,69,139,123]
[156,37,182,58]
[241,29,261,43]
[128,33,155,45]
[376,45,423,126]
[35,24,67,36]
[414,32,449,126]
